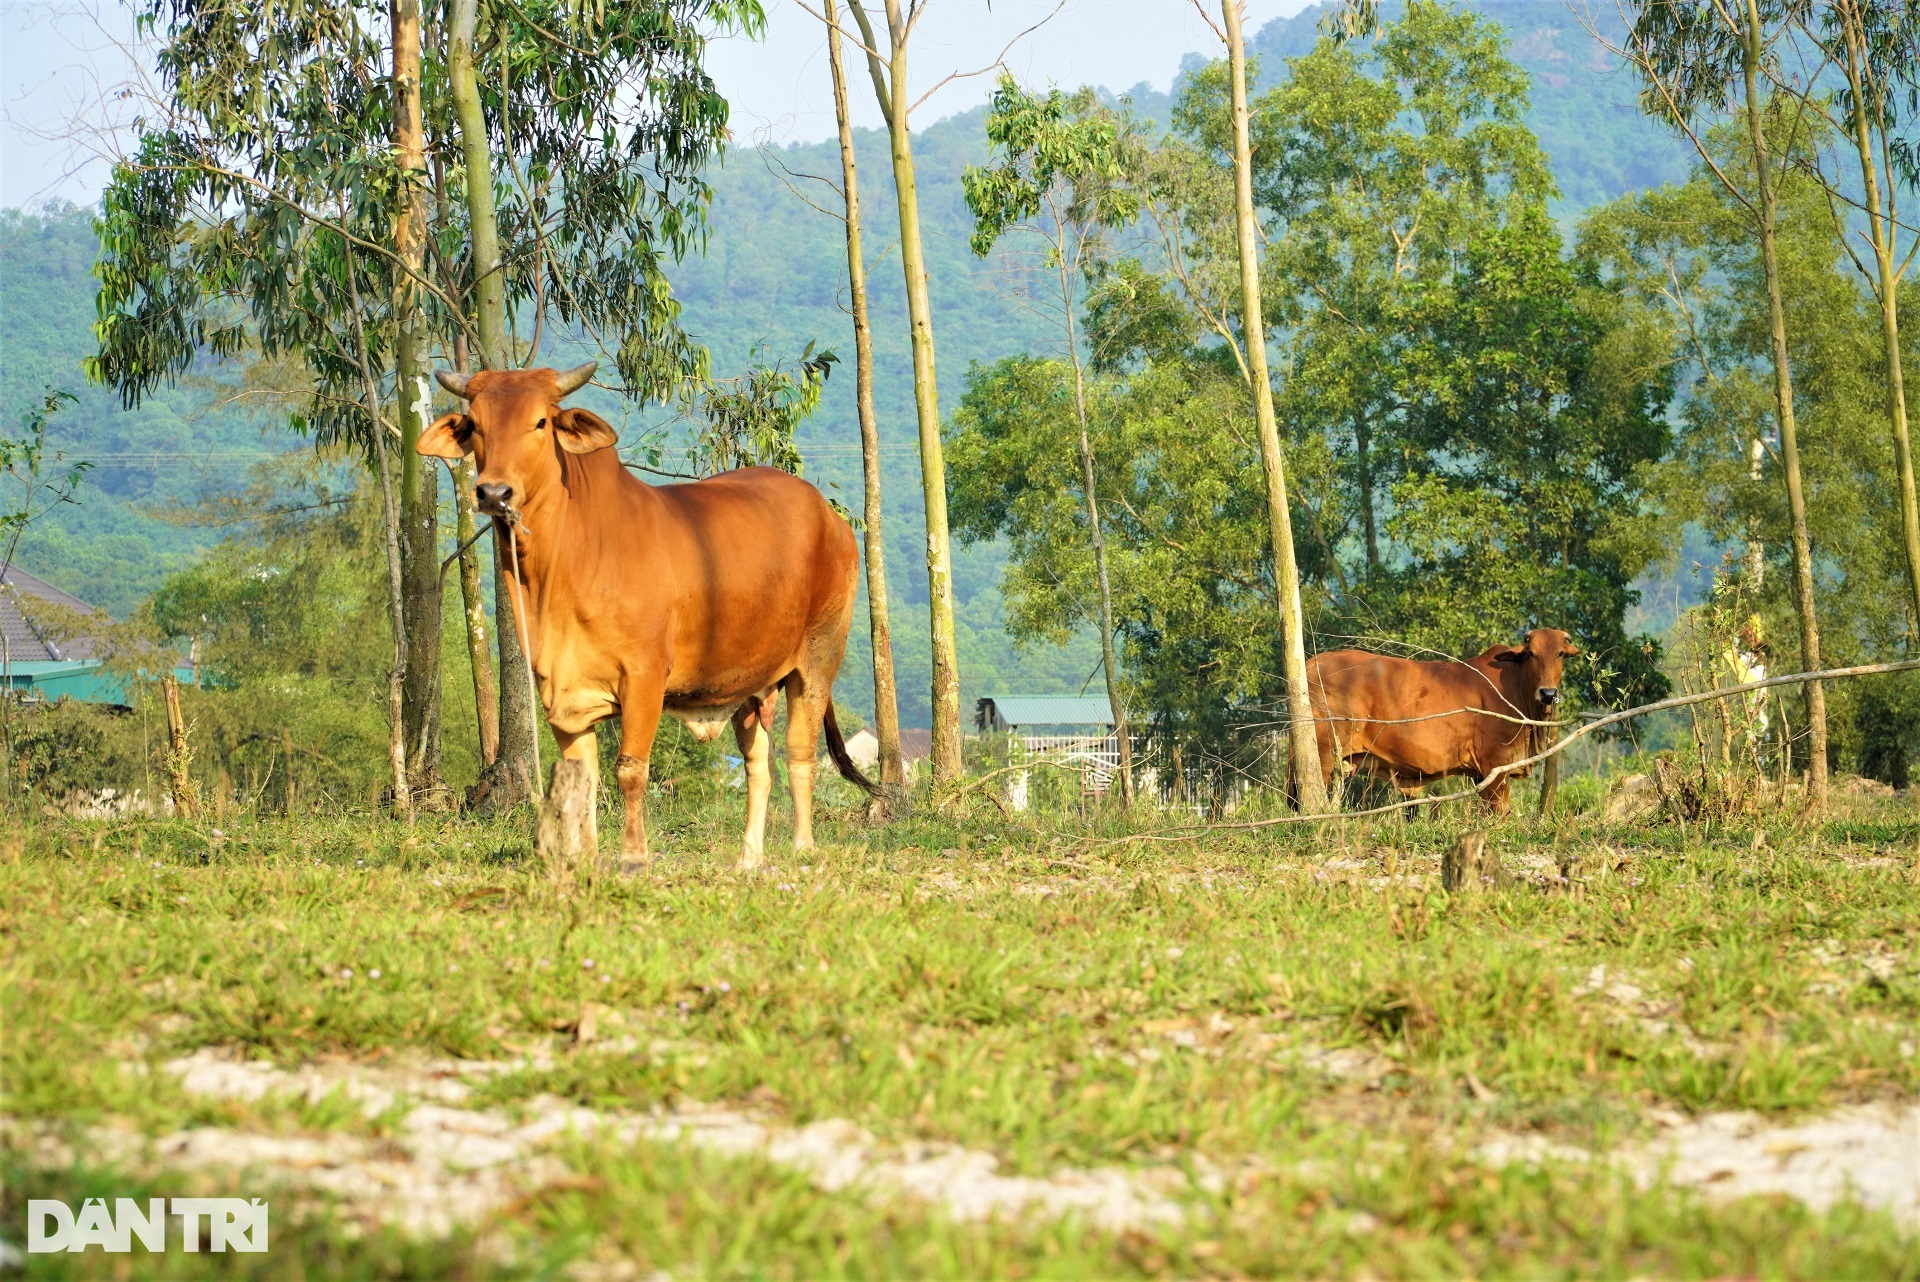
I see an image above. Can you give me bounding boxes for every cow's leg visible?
[1319,722,1341,799]
[781,675,825,852]
[1393,775,1427,820]
[733,699,775,870]
[615,683,665,872]
[1480,773,1513,817]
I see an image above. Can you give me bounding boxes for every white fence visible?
[997,732,1282,815]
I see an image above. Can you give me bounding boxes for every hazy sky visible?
[1,0,1311,209]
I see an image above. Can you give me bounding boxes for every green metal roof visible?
[1,660,196,708]
[0,564,195,706]
[976,695,1114,729]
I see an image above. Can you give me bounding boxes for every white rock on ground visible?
[13,1048,1200,1241]
[1627,1104,1920,1228]
[1479,1103,1920,1229]
[18,1048,1914,1245]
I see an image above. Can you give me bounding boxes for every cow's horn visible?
[554,361,597,397]
[435,369,473,398]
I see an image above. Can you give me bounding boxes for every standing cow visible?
[1291,628,1579,815]
[419,363,875,869]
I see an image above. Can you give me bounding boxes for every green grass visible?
[4,796,1918,1278]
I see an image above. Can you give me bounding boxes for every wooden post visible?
[536,758,599,886]
[160,674,199,818]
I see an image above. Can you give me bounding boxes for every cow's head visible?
[415,363,615,516]
[1491,627,1580,707]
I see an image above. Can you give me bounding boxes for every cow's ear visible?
[1491,646,1527,664]
[554,407,618,455]
[417,413,473,458]
[1562,643,1581,657]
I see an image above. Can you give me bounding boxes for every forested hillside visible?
[2,0,1694,723]
[0,209,289,617]
[1249,1,1690,210]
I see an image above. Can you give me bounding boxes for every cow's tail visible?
[823,702,880,797]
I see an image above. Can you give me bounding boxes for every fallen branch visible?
[1113,658,1920,838]
[935,758,1087,813]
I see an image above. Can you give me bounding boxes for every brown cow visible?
[1293,628,1579,815]
[418,363,874,869]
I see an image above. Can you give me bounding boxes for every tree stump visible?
[1442,831,1505,892]
[536,758,599,886]
[160,674,200,818]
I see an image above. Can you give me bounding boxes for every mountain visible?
[0,208,285,618]
[0,0,1699,724]
[1246,1,1692,213]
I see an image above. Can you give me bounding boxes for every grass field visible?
[3,788,1918,1279]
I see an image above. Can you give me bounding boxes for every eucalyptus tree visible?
[684,344,837,476]
[91,0,426,809]
[443,0,530,807]
[822,0,906,802]
[1612,0,1832,806]
[840,0,965,785]
[1775,0,1920,632]
[1211,0,1327,812]
[391,0,441,800]
[964,76,1140,803]
[1252,2,1551,578]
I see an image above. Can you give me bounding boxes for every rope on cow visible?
[1107,656,1920,839]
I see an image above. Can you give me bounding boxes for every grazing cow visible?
[1292,628,1579,815]
[419,363,875,869]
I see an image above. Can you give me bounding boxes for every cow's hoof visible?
[736,851,765,873]
[617,857,650,876]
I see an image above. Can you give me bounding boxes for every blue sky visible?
[1,0,1310,208]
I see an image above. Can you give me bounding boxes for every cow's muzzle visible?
[1537,687,1560,706]
[476,482,515,515]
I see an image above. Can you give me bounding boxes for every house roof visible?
[897,728,932,761]
[0,564,99,662]
[978,695,1114,728]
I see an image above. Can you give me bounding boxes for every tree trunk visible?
[372,393,413,819]
[852,0,964,785]
[392,0,443,805]
[536,757,599,887]
[1741,0,1827,809]
[1838,12,1920,632]
[432,180,501,773]
[451,0,538,810]
[339,236,412,819]
[1064,295,1134,805]
[1355,408,1379,569]
[454,455,499,766]
[447,334,499,766]
[826,0,905,805]
[480,533,540,811]
[1537,734,1559,817]
[1223,0,1328,812]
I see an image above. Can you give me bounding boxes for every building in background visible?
[0,564,190,707]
